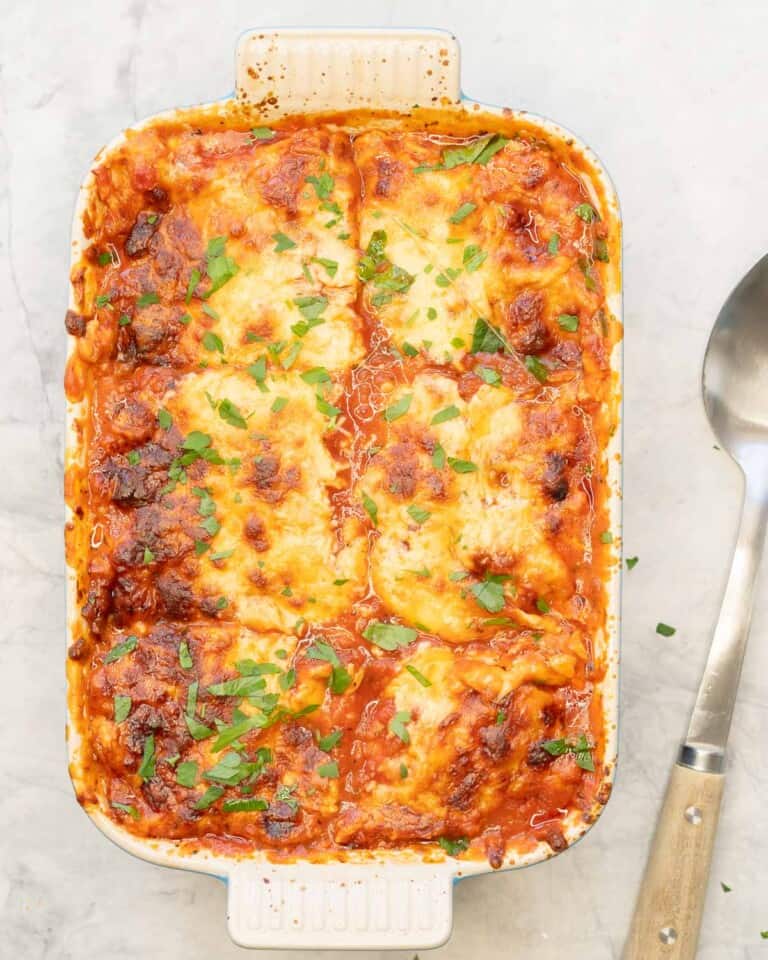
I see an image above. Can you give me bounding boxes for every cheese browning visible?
[65,112,619,867]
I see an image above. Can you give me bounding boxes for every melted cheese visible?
[164,368,366,631]
[358,371,574,640]
[66,110,618,864]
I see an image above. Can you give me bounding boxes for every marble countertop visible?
[2,1,767,957]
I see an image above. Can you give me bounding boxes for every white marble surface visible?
[2,1,768,957]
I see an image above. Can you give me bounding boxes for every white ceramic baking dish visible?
[65,27,622,950]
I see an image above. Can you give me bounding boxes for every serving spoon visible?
[623,254,768,959]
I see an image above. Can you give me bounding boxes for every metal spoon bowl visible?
[704,252,768,464]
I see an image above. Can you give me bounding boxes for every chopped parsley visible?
[416,133,508,172]
[210,548,234,562]
[272,231,296,252]
[362,492,378,526]
[104,635,138,664]
[435,267,461,287]
[447,457,478,474]
[557,313,579,332]
[247,356,268,390]
[470,317,505,354]
[202,331,224,354]
[524,354,548,383]
[449,202,477,224]
[536,598,551,613]
[578,256,597,291]
[406,504,431,525]
[463,244,487,272]
[362,621,418,651]
[204,236,239,297]
[311,257,338,278]
[301,366,331,385]
[306,641,352,694]
[281,341,302,369]
[271,396,288,413]
[95,293,112,308]
[185,713,214,742]
[250,127,275,140]
[136,291,159,309]
[194,785,224,810]
[358,230,415,298]
[626,556,639,570]
[293,295,328,321]
[318,729,343,751]
[185,268,201,303]
[157,408,172,430]
[384,394,412,422]
[306,172,334,200]
[541,734,594,771]
[204,750,271,787]
[111,802,140,820]
[431,405,460,425]
[389,710,412,744]
[656,622,676,637]
[178,641,193,670]
[317,761,339,778]
[600,531,613,544]
[471,573,510,614]
[217,398,248,430]
[575,202,597,223]
[405,664,432,687]
[176,761,198,788]
[594,237,609,262]
[438,836,469,856]
[316,395,340,419]
[548,233,560,255]
[113,695,131,724]
[137,734,156,781]
[223,797,268,812]
[476,366,501,386]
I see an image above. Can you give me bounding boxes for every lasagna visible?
[65,109,620,867]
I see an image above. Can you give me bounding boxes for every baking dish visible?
[65,27,622,950]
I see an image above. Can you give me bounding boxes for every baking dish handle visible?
[235,28,461,114]
[227,862,454,950]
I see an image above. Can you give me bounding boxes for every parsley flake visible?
[405,665,432,687]
[431,405,460,425]
[113,695,131,724]
[104,635,138,664]
[384,394,412,422]
[524,354,549,383]
[362,621,417,651]
[449,202,477,224]
[272,231,296,252]
[136,291,159,308]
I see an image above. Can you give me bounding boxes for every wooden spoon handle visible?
[622,762,725,960]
